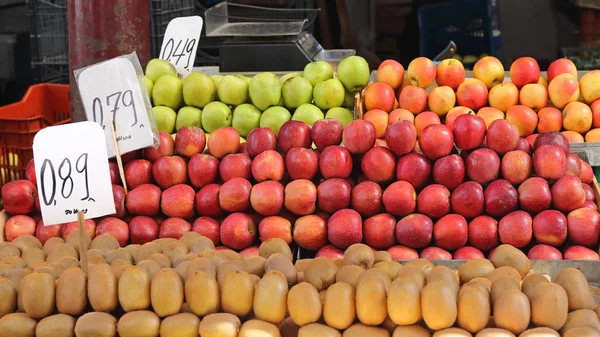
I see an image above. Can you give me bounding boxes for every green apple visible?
[292,103,324,126]
[343,90,355,108]
[152,106,177,133]
[152,74,184,110]
[183,72,216,108]
[337,56,370,93]
[217,75,248,106]
[240,136,246,143]
[204,133,209,149]
[249,72,281,111]
[313,78,345,110]
[176,106,202,131]
[232,104,261,137]
[238,75,253,103]
[144,76,153,98]
[279,72,301,86]
[303,61,334,86]
[145,58,177,82]
[202,101,232,133]
[260,106,291,135]
[211,74,224,100]
[282,76,313,109]
[326,107,354,127]
[171,133,176,140]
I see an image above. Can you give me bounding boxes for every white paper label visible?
[77,57,155,158]
[160,16,204,77]
[33,122,116,226]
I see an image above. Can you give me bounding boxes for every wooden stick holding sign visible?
[77,211,89,273]
[109,120,128,194]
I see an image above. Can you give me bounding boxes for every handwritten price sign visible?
[160,16,203,77]
[33,122,116,225]
[77,56,156,157]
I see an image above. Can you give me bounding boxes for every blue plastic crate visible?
[418,0,502,60]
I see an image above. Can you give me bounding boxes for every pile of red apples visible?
[2,114,599,261]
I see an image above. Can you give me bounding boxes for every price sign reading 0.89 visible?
[33,122,116,226]
[160,16,203,77]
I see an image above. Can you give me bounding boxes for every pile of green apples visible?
[143,56,371,140]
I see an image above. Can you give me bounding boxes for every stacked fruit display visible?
[145,56,370,139]
[365,56,600,142]
[0,230,598,337]
[2,109,600,261]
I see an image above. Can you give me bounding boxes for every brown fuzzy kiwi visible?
[36,314,76,337]
[159,312,200,337]
[489,244,530,278]
[458,258,496,284]
[217,260,244,286]
[122,244,140,258]
[485,266,521,284]
[175,260,192,279]
[221,271,255,317]
[238,319,280,337]
[304,257,338,291]
[21,272,55,318]
[404,258,434,275]
[427,266,460,295]
[49,261,66,275]
[58,256,79,269]
[2,255,26,269]
[0,242,20,259]
[118,266,151,312]
[162,240,188,264]
[28,260,47,269]
[343,323,390,337]
[259,238,293,261]
[137,259,161,278]
[457,283,490,333]
[395,265,426,291]
[288,282,322,326]
[34,265,59,280]
[490,276,521,305]
[74,312,117,337]
[433,328,472,336]
[173,253,197,267]
[521,273,550,301]
[200,250,229,267]
[198,313,240,337]
[298,323,342,337]
[563,327,600,337]
[518,327,560,337]
[46,243,78,264]
[493,289,531,335]
[531,282,568,331]
[12,235,42,252]
[87,255,106,268]
[474,328,515,336]
[0,262,12,276]
[42,237,64,256]
[343,243,375,269]
[88,263,118,313]
[0,312,37,337]
[117,310,161,337]
[147,253,172,268]
[151,268,184,317]
[374,251,392,263]
[186,271,220,317]
[560,309,600,335]
[356,276,388,326]
[183,256,216,280]
[253,270,289,324]
[323,281,356,330]
[241,256,267,276]
[388,277,422,326]
[392,325,431,337]
[373,261,402,280]
[0,276,16,318]
[105,248,133,265]
[56,267,87,316]
[110,258,132,269]
[295,259,313,273]
[134,242,162,264]
[190,237,216,255]
[421,280,458,331]
[4,268,31,290]
[356,268,391,291]
[265,253,297,286]
[250,274,261,285]
[89,235,120,254]
[86,248,105,258]
[66,229,91,254]
[554,268,596,311]
[281,316,301,337]
[219,249,243,262]
[335,264,364,289]
[179,231,203,250]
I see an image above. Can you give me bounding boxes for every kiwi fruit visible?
[190,237,216,255]
[388,277,421,325]
[295,259,313,273]
[151,268,184,317]
[323,281,356,330]
[105,248,133,265]
[281,316,301,337]
[554,268,595,311]
[560,309,600,335]
[469,277,492,293]
[493,289,530,335]
[238,319,280,337]
[254,271,289,324]
[174,253,197,267]
[185,272,220,317]
[355,268,391,291]
[174,260,191,279]
[183,257,216,279]
[58,256,79,269]
[88,263,118,312]
[74,312,117,337]
[135,242,162,264]
[136,259,160,278]
[159,312,200,337]
[21,272,55,318]
[335,264,364,290]
[123,244,140,258]
[288,282,322,326]
[47,243,78,263]
[433,328,472,336]
[119,266,151,312]
[489,245,530,278]
[201,250,229,267]
[90,235,120,254]
[217,260,244,286]
[563,327,600,337]
[49,261,66,275]
[87,255,106,267]
[374,251,392,263]
[4,268,31,290]
[427,266,460,295]
[36,314,76,337]
[356,276,388,326]
[265,253,297,286]
[392,325,431,337]
[404,258,434,275]
[304,257,338,291]
[161,240,188,263]
[395,265,426,290]
[486,266,521,284]
[422,280,458,331]
[298,323,342,337]
[66,229,91,255]
[0,312,37,337]
[198,313,241,337]
[219,249,243,262]
[343,243,375,269]
[373,261,402,280]
[474,328,515,336]
[521,273,550,301]
[221,271,255,317]
[530,283,568,331]
[147,253,172,268]
[518,327,560,337]
[11,235,42,252]
[259,238,293,261]
[0,262,12,276]
[0,243,20,260]
[242,256,267,276]
[0,276,16,318]
[56,267,87,315]
[42,237,64,256]
[459,258,496,284]
[490,276,521,305]
[343,323,390,337]
[457,283,490,333]
[179,231,203,250]
[116,310,160,337]
[2,255,26,269]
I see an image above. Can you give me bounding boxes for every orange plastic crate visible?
[0,84,71,187]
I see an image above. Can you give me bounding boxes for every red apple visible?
[566,153,582,177]
[465,148,500,185]
[580,160,594,184]
[35,219,61,244]
[175,126,206,157]
[433,154,465,191]
[316,245,345,259]
[486,119,519,155]
[121,150,141,164]
[552,176,586,212]
[510,57,541,88]
[453,247,484,260]
[248,180,284,217]
[498,211,532,248]
[361,147,396,183]
[161,184,195,219]
[377,59,405,89]
[145,131,175,162]
[531,210,567,247]
[286,148,318,180]
[419,124,454,161]
[383,181,416,217]
[293,215,327,251]
[258,216,292,244]
[25,159,36,186]
[246,128,278,158]
[342,120,376,154]
[251,150,285,182]
[240,246,259,258]
[192,216,220,246]
[583,200,598,210]
[219,153,251,182]
[484,180,518,217]
[126,184,161,216]
[278,120,311,154]
[208,127,240,159]
[547,58,578,82]
[319,145,353,179]
[386,245,418,260]
[516,138,532,155]
[417,184,451,219]
[188,154,219,189]
[159,217,192,240]
[567,207,600,247]
[363,213,396,250]
[365,82,396,112]
[219,177,252,212]
[433,214,468,250]
[317,178,352,214]
[501,150,532,185]
[327,209,363,249]
[564,245,600,260]
[395,213,433,249]
[152,156,187,189]
[124,159,153,190]
[311,118,343,151]
[452,114,486,151]
[220,213,256,250]
[109,161,120,185]
[528,244,563,260]
[533,131,570,154]
[396,153,433,191]
[583,184,595,201]
[284,179,317,215]
[468,215,499,252]
[5,215,36,242]
[385,120,417,156]
[129,216,159,244]
[351,181,383,217]
[112,184,127,218]
[451,181,484,219]
[1,180,36,215]
[96,217,129,246]
[195,184,224,218]
[456,78,489,110]
[533,145,567,180]
[518,177,551,214]
[61,219,96,240]
[420,247,452,260]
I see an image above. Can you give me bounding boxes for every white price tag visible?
[160,16,203,77]
[77,57,155,158]
[33,122,116,226]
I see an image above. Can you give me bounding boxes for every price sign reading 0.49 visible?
[160,16,203,77]
[77,56,155,158]
[33,122,116,226]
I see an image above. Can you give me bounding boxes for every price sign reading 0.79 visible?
[33,122,116,226]
[91,90,138,131]
[160,16,203,77]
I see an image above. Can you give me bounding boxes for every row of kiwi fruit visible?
[0,230,599,337]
